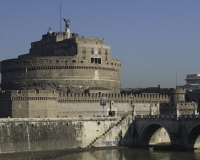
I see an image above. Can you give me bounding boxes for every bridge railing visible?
[134,114,200,120]
[179,115,200,120]
[134,115,177,120]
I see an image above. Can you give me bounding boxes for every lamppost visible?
[100,97,106,117]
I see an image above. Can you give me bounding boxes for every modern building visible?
[178,73,200,91]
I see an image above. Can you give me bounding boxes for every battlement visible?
[57,92,169,103]
[76,37,104,45]
[133,93,170,102]
[58,93,130,103]
[169,88,186,94]
[0,90,171,103]
[11,90,58,97]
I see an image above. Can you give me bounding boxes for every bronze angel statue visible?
[63,18,70,28]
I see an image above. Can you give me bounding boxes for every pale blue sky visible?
[0,0,200,88]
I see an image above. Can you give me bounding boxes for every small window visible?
[105,49,108,55]
[82,53,86,59]
[72,60,76,63]
[91,58,94,63]
[82,47,86,53]
[98,48,101,54]
[91,48,94,54]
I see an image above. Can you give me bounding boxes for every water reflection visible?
[1,148,200,160]
[60,149,200,160]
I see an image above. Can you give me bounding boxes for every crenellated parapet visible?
[132,93,170,103]
[58,93,131,103]
[10,90,59,101]
[57,92,170,104]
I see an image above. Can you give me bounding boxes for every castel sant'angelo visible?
[1,19,121,93]
[0,20,195,118]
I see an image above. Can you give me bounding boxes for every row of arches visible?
[138,122,200,149]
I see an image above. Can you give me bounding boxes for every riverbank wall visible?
[0,116,133,153]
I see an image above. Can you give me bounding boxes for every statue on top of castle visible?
[48,27,52,33]
[63,18,70,28]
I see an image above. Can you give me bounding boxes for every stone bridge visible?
[0,115,200,153]
[133,114,200,149]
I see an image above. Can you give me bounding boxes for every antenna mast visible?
[176,72,177,89]
[60,0,61,32]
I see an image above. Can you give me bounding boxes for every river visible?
[0,147,200,160]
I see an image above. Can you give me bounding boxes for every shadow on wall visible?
[118,120,171,147]
[117,116,135,147]
[187,125,200,149]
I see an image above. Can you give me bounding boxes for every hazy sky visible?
[0,0,200,88]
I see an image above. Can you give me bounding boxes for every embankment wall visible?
[0,117,133,153]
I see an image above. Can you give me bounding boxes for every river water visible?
[0,147,200,160]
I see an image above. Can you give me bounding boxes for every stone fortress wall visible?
[0,89,171,118]
[0,88,195,119]
[1,56,120,93]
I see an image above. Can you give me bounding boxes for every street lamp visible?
[100,97,106,117]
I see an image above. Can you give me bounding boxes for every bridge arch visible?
[139,122,171,146]
[186,123,200,149]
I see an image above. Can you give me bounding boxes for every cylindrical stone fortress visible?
[1,28,121,93]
